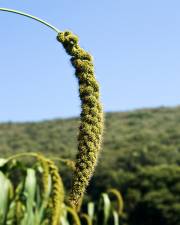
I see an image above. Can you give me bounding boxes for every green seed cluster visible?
[47,159,64,225]
[37,155,50,198]
[57,31,104,209]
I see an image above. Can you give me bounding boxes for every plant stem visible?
[0,8,60,33]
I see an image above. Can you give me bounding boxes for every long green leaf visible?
[112,211,119,225]
[87,202,95,221]
[99,193,111,225]
[0,172,13,224]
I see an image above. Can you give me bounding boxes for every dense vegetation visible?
[1,106,180,225]
[0,154,122,225]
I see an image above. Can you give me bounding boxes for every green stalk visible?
[0,8,60,33]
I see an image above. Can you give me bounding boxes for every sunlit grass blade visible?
[112,210,119,225]
[59,205,70,225]
[0,171,13,224]
[20,168,37,225]
[87,202,95,221]
[98,193,111,225]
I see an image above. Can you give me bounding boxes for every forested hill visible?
[1,106,180,167]
[1,106,180,225]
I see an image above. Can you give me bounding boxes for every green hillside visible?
[1,106,180,167]
[1,106,180,225]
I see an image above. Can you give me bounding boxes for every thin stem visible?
[51,157,75,170]
[7,152,39,162]
[0,8,61,33]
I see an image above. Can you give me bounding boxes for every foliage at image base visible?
[0,106,180,225]
[0,155,122,225]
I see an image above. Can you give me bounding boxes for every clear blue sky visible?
[0,0,180,122]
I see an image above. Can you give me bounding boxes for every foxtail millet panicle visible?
[57,31,104,210]
[46,159,64,225]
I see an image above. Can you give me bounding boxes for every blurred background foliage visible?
[1,106,180,225]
